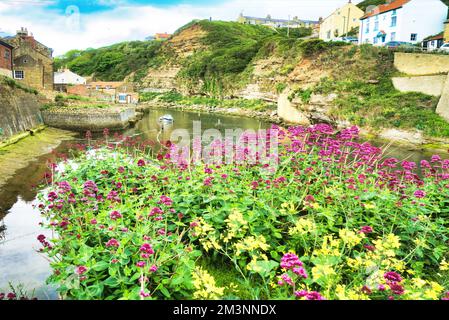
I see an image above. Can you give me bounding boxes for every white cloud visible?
[0,0,361,55]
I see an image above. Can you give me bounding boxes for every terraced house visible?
[2,27,54,90]
[359,0,448,45]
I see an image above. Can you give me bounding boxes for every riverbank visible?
[0,128,75,196]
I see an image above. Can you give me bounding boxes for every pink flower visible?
[110,211,122,220]
[137,159,146,167]
[384,271,402,283]
[139,243,154,255]
[280,274,294,286]
[90,219,97,225]
[413,190,426,199]
[105,238,120,248]
[75,266,88,275]
[140,290,150,298]
[292,267,308,279]
[136,261,146,268]
[149,265,158,272]
[359,226,374,234]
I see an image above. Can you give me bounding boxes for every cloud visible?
[0,0,361,56]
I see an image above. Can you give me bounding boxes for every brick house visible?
[3,27,54,90]
[0,39,13,78]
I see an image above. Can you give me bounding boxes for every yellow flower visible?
[440,258,449,271]
[192,267,225,300]
[365,203,376,210]
[312,264,336,280]
[339,229,364,247]
[289,217,316,236]
[234,235,269,256]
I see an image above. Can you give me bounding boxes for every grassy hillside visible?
[54,40,163,81]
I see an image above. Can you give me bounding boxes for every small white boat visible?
[159,114,174,122]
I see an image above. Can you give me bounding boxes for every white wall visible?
[400,0,448,43]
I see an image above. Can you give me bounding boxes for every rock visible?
[378,128,424,145]
[309,93,337,106]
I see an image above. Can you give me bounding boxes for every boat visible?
[158,114,174,122]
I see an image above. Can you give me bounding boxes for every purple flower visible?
[292,267,308,279]
[413,190,426,199]
[280,253,303,270]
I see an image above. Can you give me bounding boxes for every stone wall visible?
[41,107,136,131]
[394,52,449,76]
[0,83,44,142]
[392,75,447,97]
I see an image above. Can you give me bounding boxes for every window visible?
[391,32,396,41]
[374,17,379,31]
[374,37,378,44]
[327,30,331,39]
[365,21,370,34]
[4,50,10,59]
[391,16,397,27]
[14,70,24,79]
[411,33,417,41]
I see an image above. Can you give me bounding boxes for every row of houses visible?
[319,0,449,49]
[0,28,137,104]
[237,13,321,34]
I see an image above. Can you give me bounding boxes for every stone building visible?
[0,40,13,78]
[3,27,53,90]
[319,1,364,41]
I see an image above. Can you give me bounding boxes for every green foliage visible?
[276,83,288,94]
[54,41,163,81]
[298,39,349,57]
[357,0,387,11]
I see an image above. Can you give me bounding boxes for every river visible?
[0,108,447,299]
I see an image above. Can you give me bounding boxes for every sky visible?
[0,0,363,56]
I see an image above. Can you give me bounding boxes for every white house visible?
[54,68,86,85]
[359,0,448,46]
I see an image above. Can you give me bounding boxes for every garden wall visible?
[41,106,136,131]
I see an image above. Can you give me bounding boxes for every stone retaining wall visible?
[392,75,447,97]
[42,107,136,131]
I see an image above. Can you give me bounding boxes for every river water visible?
[0,108,447,299]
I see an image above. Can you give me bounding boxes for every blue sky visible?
[0,0,361,55]
[46,0,221,14]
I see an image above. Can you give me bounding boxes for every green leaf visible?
[92,261,110,272]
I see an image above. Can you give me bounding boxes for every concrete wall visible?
[277,91,310,125]
[394,52,449,76]
[0,83,43,141]
[41,107,136,131]
[392,75,447,96]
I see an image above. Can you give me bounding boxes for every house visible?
[155,33,171,41]
[2,27,53,90]
[422,32,444,51]
[359,0,448,46]
[319,1,364,41]
[67,81,138,104]
[237,13,320,29]
[54,68,86,92]
[0,39,13,78]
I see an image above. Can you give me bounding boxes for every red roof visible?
[361,0,411,19]
[155,33,171,39]
[425,32,444,41]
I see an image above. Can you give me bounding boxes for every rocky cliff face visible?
[0,84,45,142]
